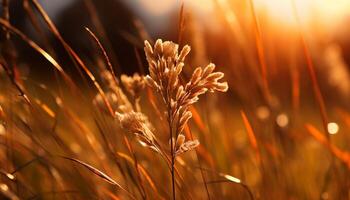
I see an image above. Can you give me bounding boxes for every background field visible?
[1,0,350,199]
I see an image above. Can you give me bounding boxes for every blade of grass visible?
[290,0,329,137]
[336,108,350,128]
[1,0,10,39]
[28,0,115,117]
[85,27,119,88]
[248,0,271,104]
[177,2,185,45]
[240,110,261,166]
[189,106,206,133]
[59,156,136,199]
[116,152,161,197]
[0,59,32,105]
[83,0,122,76]
[0,19,76,90]
[79,30,149,196]
[184,125,214,167]
[22,0,56,56]
[186,126,211,200]
[197,167,255,200]
[101,188,122,200]
[305,124,350,169]
[133,19,152,43]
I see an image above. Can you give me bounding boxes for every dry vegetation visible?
[1,0,350,199]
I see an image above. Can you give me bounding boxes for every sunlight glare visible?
[254,0,350,27]
[327,122,339,135]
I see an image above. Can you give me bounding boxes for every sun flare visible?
[254,0,350,26]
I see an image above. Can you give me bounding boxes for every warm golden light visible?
[0,183,8,191]
[222,174,241,183]
[0,124,5,136]
[254,0,303,24]
[256,106,270,120]
[139,0,176,16]
[6,173,15,180]
[327,122,339,135]
[276,113,289,128]
[254,0,350,27]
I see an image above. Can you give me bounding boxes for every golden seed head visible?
[175,139,200,156]
[121,73,145,98]
[176,134,185,148]
[116,111,155,144]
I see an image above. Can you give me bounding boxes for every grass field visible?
[1,0,350,199]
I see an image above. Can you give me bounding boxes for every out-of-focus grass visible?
[1,0,350,199]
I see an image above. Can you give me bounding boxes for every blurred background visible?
[7,0,350,105]
[2,0,350,199]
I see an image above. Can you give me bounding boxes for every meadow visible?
[0,0,350,199]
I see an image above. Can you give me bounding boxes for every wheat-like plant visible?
[95,38,228,199]
[111,39,228,199]
[143,39,228,199]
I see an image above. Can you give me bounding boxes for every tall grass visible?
[1,0,350,199]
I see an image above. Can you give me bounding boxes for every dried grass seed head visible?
[144,39,191,95]
[100,69,118,89]
[144,39,228,153]
[121,73,145,98]
[175,139,200,156]
[93,92,118,113]
[115,111,155,144]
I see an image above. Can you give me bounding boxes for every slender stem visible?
[2,0,10,39]
[168,109,176,200]
[171,150,175,200]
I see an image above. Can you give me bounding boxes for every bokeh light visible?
[327,122,339,135]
